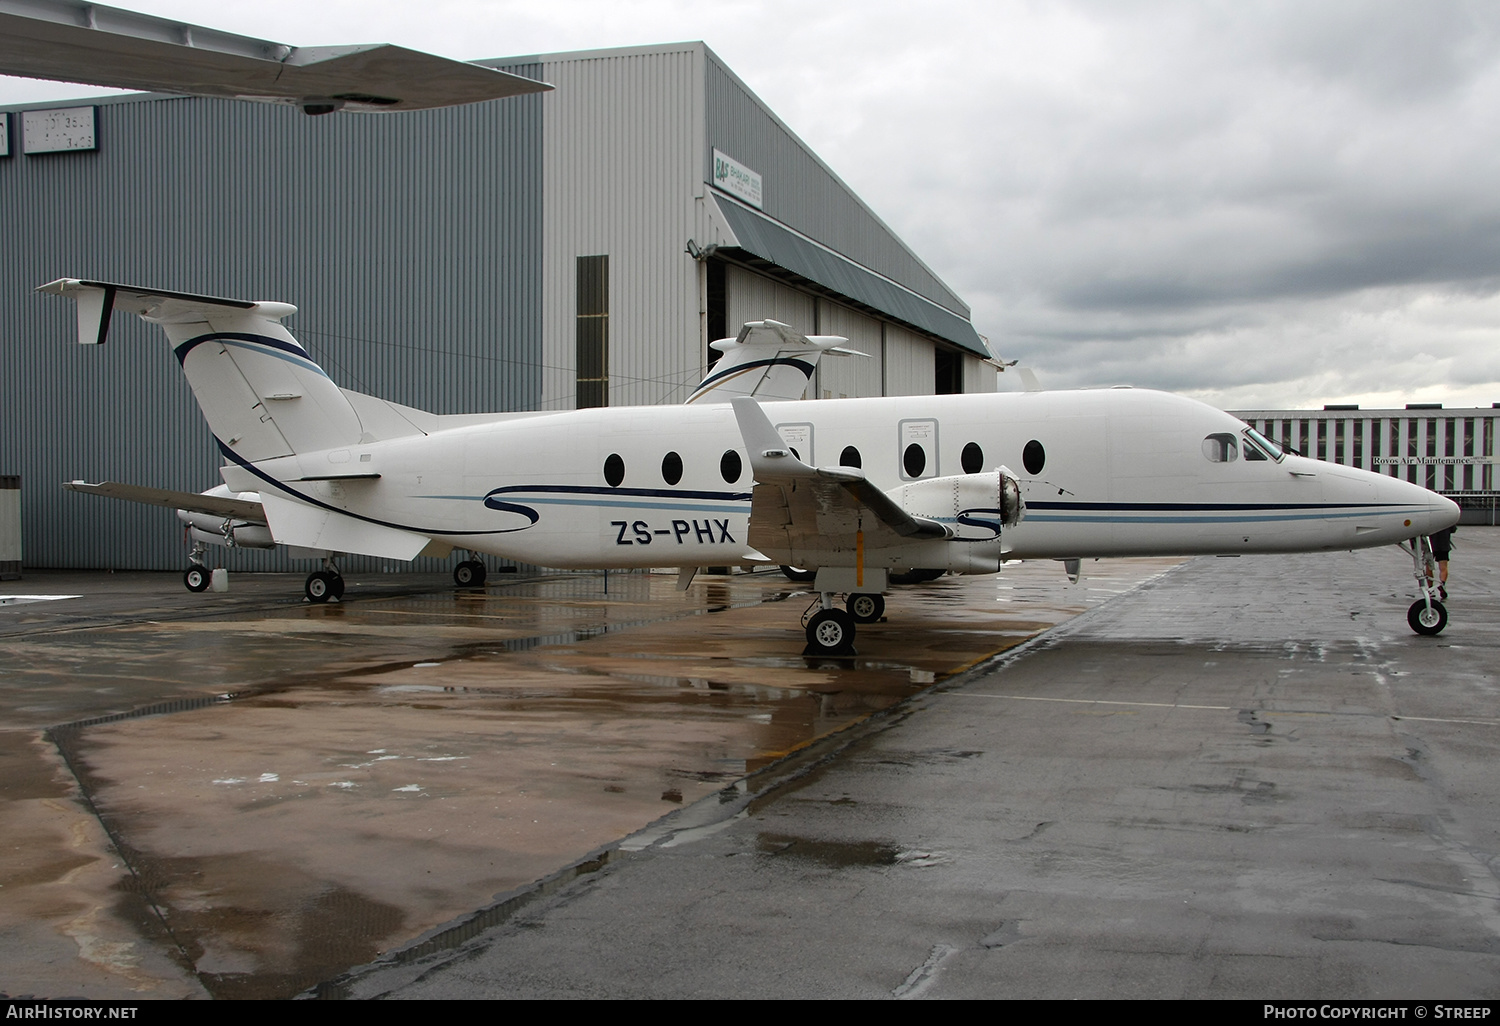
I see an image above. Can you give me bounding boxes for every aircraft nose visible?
[1430,492,1461,532]
[1371,473,1460,537]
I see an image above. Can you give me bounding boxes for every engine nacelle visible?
[183,518,276,549]
[892,466,1025,541]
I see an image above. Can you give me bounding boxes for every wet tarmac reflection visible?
[0,560,1180,998]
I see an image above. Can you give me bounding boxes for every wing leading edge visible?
[0,0,550,114]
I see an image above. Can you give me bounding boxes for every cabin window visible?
[720,450,742,483]
[903,443,927,478]
[839,445,862,469]
[661,451,683,486]
[899,419,938,479]
[1202,433,1239,462]
[961,441,984,474]
[1023,439,1045,475]
[604,453,625,487]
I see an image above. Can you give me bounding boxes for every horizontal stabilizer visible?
[37,278,269,345]
[0,1,550,113]
[63,479,265,522]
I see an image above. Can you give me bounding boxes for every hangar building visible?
[0,42,994,571]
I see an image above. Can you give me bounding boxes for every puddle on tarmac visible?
[757,833,903,868]
[114,848,406,1000]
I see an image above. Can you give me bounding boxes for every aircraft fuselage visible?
[222,387,1459,570]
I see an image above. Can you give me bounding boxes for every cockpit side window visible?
[1202,433,1238,463]
[1242,426,1284,462]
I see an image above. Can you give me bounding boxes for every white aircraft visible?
[43,279,1460,654]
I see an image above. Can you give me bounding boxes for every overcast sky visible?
[5,0,1499,410]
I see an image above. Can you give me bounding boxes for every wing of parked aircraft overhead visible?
[0,0,551,114]
[62,480,265,522]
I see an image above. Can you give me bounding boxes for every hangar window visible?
[903,443,926,478]
[1202,433,1239,463]
[604,453,625,487]
[720,450,742,483]
[661,451,683,486]
[576,255,609,409]
[961,442,984,474]
[839,445,862,469]
[1023,439,1045,475]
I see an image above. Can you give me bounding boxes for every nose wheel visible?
[1408,598,1448,635]
[1404,535,1449,636]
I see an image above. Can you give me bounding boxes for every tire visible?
[1408,598,1447,636]
[183,564,210,593]
[805,608,856,655]
[846,593,885,623]
[454,560,487,587]
[305,571,334,603]
[889,568,944,585]
[330,574,346,600]
[781,565,817,582]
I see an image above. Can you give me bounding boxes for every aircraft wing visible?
[730,397,948,560]
[62,480,265,522]
[0,1,550,113]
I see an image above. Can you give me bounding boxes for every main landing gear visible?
[453,557,487,588]
[801,592,887,655]
[1404,535,1447,636]
[305,558,345,603]
[184,563,211,592]
[183,541,211,592]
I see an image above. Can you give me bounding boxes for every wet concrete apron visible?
[0,560,1179,998]
[353,537,1500,1000]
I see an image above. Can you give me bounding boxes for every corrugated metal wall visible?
[814,300,883,400]
[963,354,999,394]
[882,324,937,396]
[703,49,970,322]
[540,46,704,410]
[1,80,543,569]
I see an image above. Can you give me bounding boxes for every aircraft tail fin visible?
[39,278,367,462]
[685,319,856,404]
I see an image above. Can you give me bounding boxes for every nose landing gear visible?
[1404,535,1448,636]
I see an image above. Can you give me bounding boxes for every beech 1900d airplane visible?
[44,280,1460,654]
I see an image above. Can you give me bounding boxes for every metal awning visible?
[711,193,991,359]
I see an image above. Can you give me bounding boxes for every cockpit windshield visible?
[1242,427,1284,462]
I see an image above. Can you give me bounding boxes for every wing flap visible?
[730,398,948,563]
[258,494,431,561]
